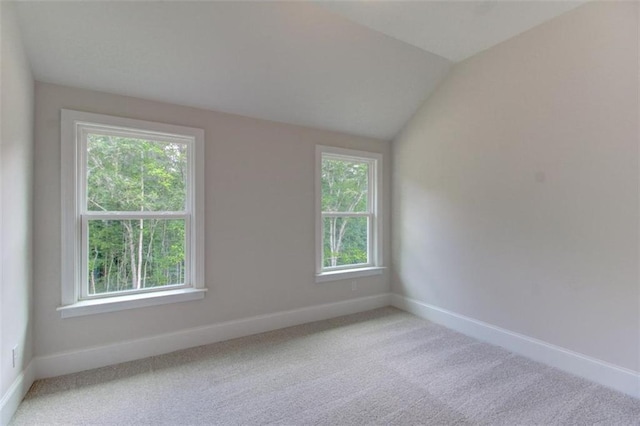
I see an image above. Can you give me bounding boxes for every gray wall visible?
[33,82,391,357]
[0,0,34,397]
[392,1,639,371]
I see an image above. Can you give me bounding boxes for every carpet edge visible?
[34,293,392,380]
[391,293,640,399]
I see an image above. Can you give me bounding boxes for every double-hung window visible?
[59,110,205,318]
[315,145,383,282]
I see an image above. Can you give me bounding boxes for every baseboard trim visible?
[0,360,35,426]
[391,294,640,399]
[36,293,392,379]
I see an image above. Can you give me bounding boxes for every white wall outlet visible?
[12,345,18,368]
[351,280,358,291]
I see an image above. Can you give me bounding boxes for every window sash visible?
[80,214,191,300]
[321,153,373,214]
[321,212,373,271]
[80,126,193,213]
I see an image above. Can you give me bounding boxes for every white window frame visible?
[59,110,206,318]
[315,145,384,283]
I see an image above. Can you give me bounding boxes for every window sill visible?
[57,288,207,318]
[315,267,385,283]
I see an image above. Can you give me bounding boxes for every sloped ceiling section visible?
[15,1,585,140]
[14,1,451,140]
[320,1,586,62]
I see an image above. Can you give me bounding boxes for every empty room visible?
[1,0,639,424]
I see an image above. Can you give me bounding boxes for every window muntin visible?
[317,146,381,275]
[61,110,204,311]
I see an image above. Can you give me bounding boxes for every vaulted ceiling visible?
[14,1,584,140]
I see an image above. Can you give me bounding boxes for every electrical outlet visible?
[351,280,357,291]
[12,345,18,368]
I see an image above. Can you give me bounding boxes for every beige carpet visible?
[11,307,640,425]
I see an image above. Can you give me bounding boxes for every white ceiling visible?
[14,1,584,140]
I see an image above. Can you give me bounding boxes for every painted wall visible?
[33,82,391,357]
[1,0,34,401]
[392,1,639,371]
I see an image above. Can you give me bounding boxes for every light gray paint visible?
[33,83,391,357]
[392,2,639,371]
[0,0,34,398]
[15,1,451,141]
[321,0,586,62]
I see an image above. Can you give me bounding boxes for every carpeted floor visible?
[11,307,640,425]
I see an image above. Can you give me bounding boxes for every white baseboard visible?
[36,293,392,379]
[391,294,640,399]
[0,360,35,426]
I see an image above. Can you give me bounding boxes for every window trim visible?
[59,110,205,317]
[315,145,384,283]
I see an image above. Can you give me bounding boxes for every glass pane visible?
[321,157,369,213]
[87,219,185,295]
[86,134,187,211]
[323,216,368,268]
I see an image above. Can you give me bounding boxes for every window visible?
[59,110,205,317]
[316,145,383,282]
